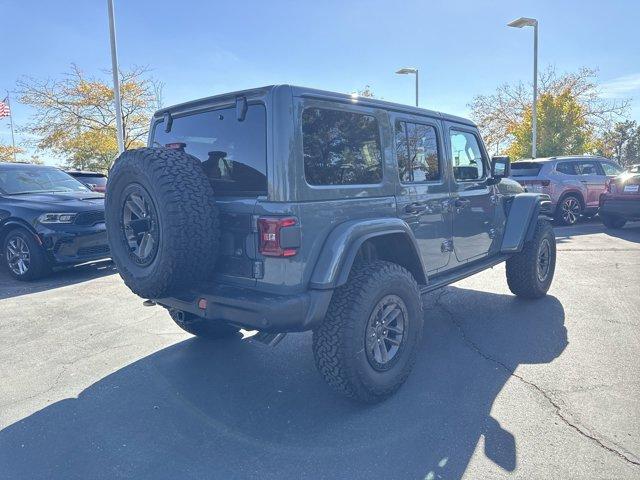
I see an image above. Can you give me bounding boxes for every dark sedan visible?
[0,162,110,280]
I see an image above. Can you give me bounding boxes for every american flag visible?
[0,97,10,118]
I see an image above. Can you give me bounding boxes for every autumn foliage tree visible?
[469,67,629,159]
[18,65,162,172]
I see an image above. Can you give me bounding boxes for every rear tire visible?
[506,220,556,299]
[313,261,423,403]
[168,309,239,339]
[601,214,626,229]
[105,148,220,299]
[555,194,582,225]
[3,228,50,281]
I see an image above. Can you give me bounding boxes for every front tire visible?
[313,261,423,403]
[168,309,239,339]
[3,228,50,281]
[506,220,556,299]
[601,214,626,229]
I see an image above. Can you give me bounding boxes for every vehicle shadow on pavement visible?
[0,286,567,480]
[554,220,640,244]
[0,261,117,301]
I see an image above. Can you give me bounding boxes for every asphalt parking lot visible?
[0,221,638,480]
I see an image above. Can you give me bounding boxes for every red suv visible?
[599,164,640,229]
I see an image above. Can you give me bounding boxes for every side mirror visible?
[491,156,511,182]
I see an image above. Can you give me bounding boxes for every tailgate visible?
[214,197,259,284]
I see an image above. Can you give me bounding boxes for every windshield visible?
[0,167,90,195]
[511,162,543,177]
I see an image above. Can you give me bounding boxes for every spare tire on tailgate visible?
[105,147,220,299]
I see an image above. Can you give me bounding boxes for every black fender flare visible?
[501,193,548,253]
[309,217,427,290]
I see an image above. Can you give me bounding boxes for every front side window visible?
[153,104,267,196]
[449,130,485,181]
[302,108,382,186]
[395,121,440,183]
[601,162,622,176]
[0,167,89,195]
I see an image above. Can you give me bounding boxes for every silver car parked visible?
[510,156,624,225]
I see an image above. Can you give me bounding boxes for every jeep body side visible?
[144,85,545,332]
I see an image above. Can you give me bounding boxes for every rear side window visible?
[449,130,485,181]
[556,162,576,175]
[395,121,440,182]
[511,162,543,177]
[302,108,382,186]
[575,161,599,175]
[153,104,267,196]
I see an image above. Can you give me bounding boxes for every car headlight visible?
[38,213,77,224]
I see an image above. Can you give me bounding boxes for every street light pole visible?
[107,0,125,155]
[508,17,539,158]
[395,67,419,107]
[532,21,538,158]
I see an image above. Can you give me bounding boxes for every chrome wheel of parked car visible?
[365,294,407,370]
[560,196,581,225]
[6,235,30,276]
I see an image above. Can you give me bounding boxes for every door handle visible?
[405,203,427,214]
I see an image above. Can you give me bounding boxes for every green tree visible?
[18,65,163,172]
[469,67,629,158]
[595,120,640,166]
[506,90,591,159]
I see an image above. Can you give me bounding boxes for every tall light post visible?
[396,67,419,107]
[508,17,538,158]
[107,0,125,154]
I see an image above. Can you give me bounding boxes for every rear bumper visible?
[599,197,640,220]
[154,283,334,333]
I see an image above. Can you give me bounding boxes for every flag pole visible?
[107,0,125,154]
[6,92,17,162]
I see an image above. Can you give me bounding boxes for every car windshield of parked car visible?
[0,167,90,195]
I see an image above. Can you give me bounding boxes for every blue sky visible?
[1,0,639,164]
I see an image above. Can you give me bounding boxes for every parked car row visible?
[0,153,637,282]
[510,155,624,225]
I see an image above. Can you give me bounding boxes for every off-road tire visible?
[506,219,556,299]
[106,148,219,299]
[555,194,583,226]
[601,214,627,229]
[168,309,239,339]
[3,228,50,281]
[313,261,423,403]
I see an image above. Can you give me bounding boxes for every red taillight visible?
[258,217,298,257]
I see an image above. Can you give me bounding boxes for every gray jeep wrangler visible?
[105,85,555,403]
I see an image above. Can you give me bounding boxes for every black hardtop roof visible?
[154,84,476,127]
